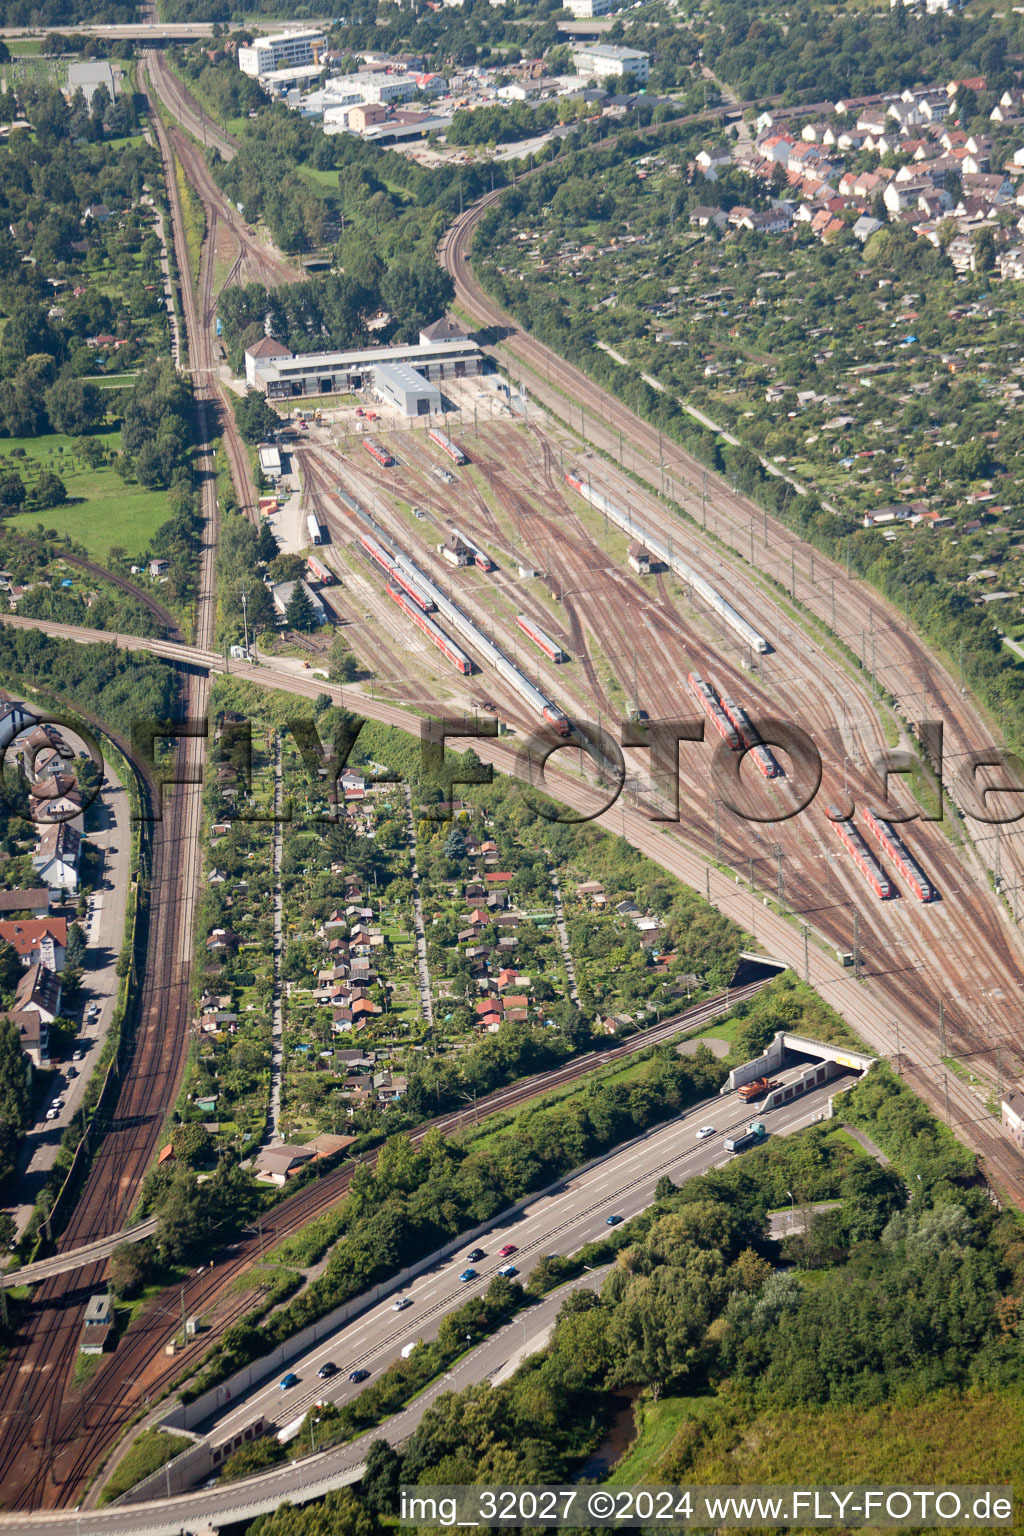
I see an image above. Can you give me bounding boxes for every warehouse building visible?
[245,325,482,400]
[65,60,120,106]
[238,29,325,78]
[373,362,441,417]
[572,43,649,81]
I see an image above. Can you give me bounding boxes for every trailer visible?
[305,512,324,547]
[724,1120,768,1154]
[687,671,741,750]
[386,585,474,674]
[516,614,568,664]
[862,806,935,902]
[428,428,468,465]
[306,554,333,585]
[719,695,782,780]
[363,437,394,468]
[566,472,769,654]
[830,811,894,899]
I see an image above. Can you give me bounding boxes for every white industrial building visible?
[238,29,325,78]
[373,362,441,416]
[564,0,616,15]
[245,323,482,400]
[572,43,649,82]
[65,60,119,105]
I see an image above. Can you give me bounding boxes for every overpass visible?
[1,1219,157,1291]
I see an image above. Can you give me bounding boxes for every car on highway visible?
[695,1126,716,1140]
[499,1244,518,1257]
[349,1369,370,1383]
[392,1297,413,1311]
[317,1362,338,1379]
[279,1373,300,1390]
[466,1248,486,1262]
[459,1268,478,1282]
[605,1214,623,1226]
[497,1265,518,1278]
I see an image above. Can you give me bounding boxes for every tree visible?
[0,474,26,512]
[0,940,21,998]
[32,472,66,511]
[109,1241,150,1299]
[285,581,318,633]
[45,377,104,436]
[360,1440,401,1515]
[328,634,360,682]
[234,388,280,445]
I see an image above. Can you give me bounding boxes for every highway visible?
[0,1079,837,1534]
[196,1078,842,1452]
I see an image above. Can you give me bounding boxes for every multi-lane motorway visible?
[199,1076,843,1454]
[0,1077,839,1535]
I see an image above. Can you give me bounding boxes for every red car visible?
[499,1244,517,1257]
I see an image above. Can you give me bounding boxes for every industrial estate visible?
[0,1,1019,1532]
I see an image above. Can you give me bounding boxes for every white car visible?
[45,1108,59,1121]
[392,1297,413,1311]
[695,1126,716,1140]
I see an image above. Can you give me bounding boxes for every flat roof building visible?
[373,361,441,417]
[564,0,616,15]
[572,43,649,81]
[238,29,325,79]
[245,333,482,399]
[66,60,119,106]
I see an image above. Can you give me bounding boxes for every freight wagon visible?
[830,811,894,899]
[306,513,324,546]
[386,585,474,674]
[566,472,769,654]
[719,695,782,780]
[687,671,741,750]
[363,437,394,468]
[861,806,935,902]
[516,614,568,664]
[428,428,468,465]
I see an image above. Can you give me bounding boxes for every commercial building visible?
[238,29,325,78]
[373,361,441,417]
[271,579,328,625]
[572,43,649,82]
[245,324,482,400]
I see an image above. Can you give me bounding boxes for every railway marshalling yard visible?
[284,378,1024,1202]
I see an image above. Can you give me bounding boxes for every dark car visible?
[279,1372,300,1390]
[605,1214,623,1226]
[349,1368,370,1383]
[466,1248,486,1262]
[317,1362,338,1379]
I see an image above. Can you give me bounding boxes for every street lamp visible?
[787,1189,794,1225]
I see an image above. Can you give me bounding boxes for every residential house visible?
[1002,1090,1024,1150]
[0,918,67,970]
[32,822,80,894]
[254,1144,316,1185]
[14,962,61,1022]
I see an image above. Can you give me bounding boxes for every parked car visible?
[45,1108,59,1121]
[317,1362,338,1379]
[279,1373,300,1390]
[392,1297,413,1312]
[499,1244,517,1257]
[459,1268,478,1282]
[65,1066,77,1079]
[72,1050,84,1061]
[349,1369,370,1383]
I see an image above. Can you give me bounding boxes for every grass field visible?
[2,429,168,559]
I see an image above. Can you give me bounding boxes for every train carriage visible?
[830,811,895,899]
[386,585,474,674]
[862,806,935,902]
